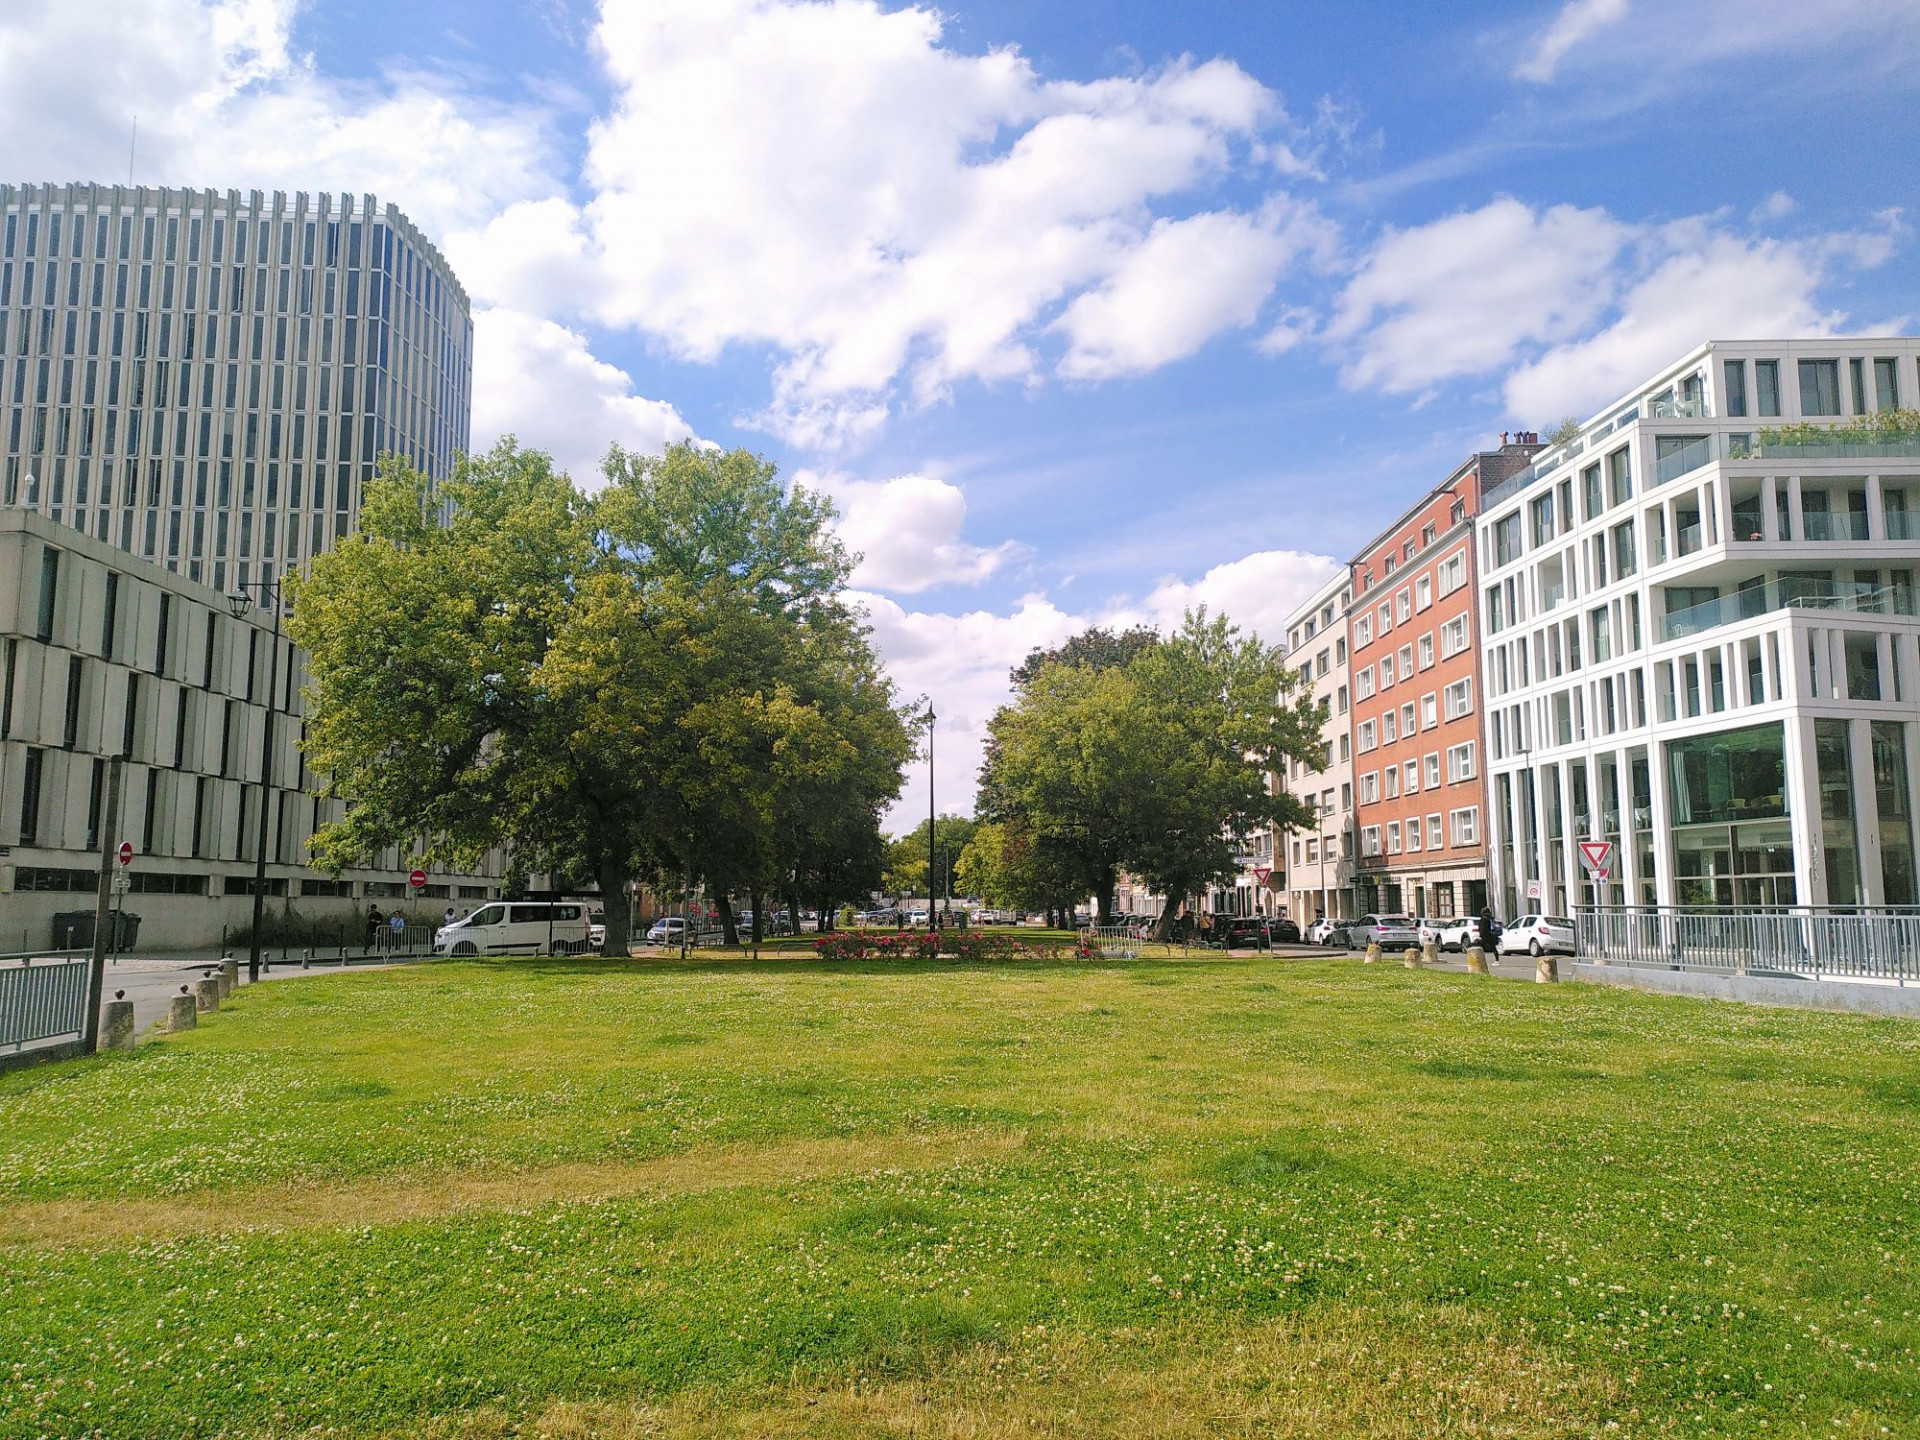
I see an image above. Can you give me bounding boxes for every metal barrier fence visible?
[1083,925,1142,959]
[0,956,92,1057]
[1576,905,1920,984]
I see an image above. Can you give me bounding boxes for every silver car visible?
[1356,913,1420,947]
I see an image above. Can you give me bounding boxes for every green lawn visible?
[3,955,1919,1438]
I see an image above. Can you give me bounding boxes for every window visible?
[1356,615,1372,647]
[1378,602,1392,633]
[1361,826,1382,857]
[1404,759,1420,794]
[36,546,60,641]
[1337,684,1349,713]
[1723,359,1748,417]
[1425,753,1441,789]
[1407,816,1422,851]
[19,747,45,845]
[1444,676,1474,719]
[1358,719,1377,752]
[1402,702,1416,737]
[1380,656,1395,687]
[1383,710,1397,743]
[1449,807,1480,846]
[1416,576,1432,610]
[1530,491,1555,546]
[1877,357,1903,411]
[1384,767,1399,799]
[1582,462,1602,521]
[1447,742,1476,782]
[1421,693,1438,729]
[1612,519,1637,578]
[1798,358,1841,416]
[1387,821,1402,854]
[1439,614,1468,658]
[1421,523,1436,547]
[1418,634,1435,669]
[1397,590,1412,623]
[1437,550,1466,595]
[1755,359,1781,417]
[1607,447,1632,506]
[1398,643,1414,678]
[1356,666,1375,699]
[1494,512,1523,567]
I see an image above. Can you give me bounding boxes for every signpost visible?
[1578,841,1613,935]
[1252,866,1271,885]
[118,841,133,867]
[408,868,427,890]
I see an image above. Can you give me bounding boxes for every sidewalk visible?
[97,951,421,1037]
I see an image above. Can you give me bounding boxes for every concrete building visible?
[1349,438,1542,922]
[1,184,471,583]
[0,185,494,949]
[1280,569,1356,925]
[1477,339,1920,918]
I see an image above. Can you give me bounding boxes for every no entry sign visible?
[117,841,134,867]
[409,868,427,889]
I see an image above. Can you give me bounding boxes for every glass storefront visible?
[1872,722,1918,906]
[1668,723,1794,905]
[1816,718,1862,905]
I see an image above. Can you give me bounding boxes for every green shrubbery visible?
[810,929,1097,961]
[1760,406,1920,446]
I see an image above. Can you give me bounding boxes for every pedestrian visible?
[1476,905,1502,954]
[366,904,383,949]
[444,906,456,930]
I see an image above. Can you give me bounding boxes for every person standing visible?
[1476,906,1502,954]
[366,904,384,949]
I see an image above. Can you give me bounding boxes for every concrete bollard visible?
[194,977,221,1013]
[1403,946,1420,968]
[1364,941,1381,964]
[169,994,198,1030]
[221,958,239,996]
[1422,940,1440,967]
[301,949,311,970]
[1466,946,1489,975]
[1535,954,1559,984]
[101,999,136,1051]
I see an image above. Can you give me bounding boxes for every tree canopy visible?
[975,611,1324,934]
[289,439,912,953]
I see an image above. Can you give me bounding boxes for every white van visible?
[435,901,592,956]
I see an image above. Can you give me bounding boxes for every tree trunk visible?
[1096,866,1116,925]
[718,894,740,947]
[1152,885,1186,942]
[749,882,765,948]
[596,858,631,957]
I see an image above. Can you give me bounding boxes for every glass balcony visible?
[1661,580,1919,642]
[1648,392,1710,419]
[1676,520,1704,557]
[1890,510,1919,541]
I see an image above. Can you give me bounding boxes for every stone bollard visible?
[1403,946,1420,968]
[1364,941,1381,964]
[1535,954,1559,984]
[169,994,198,1031]
[1422,940,1440,967]
[301,949,311,970]
[101,999,136,1051]
[1466,946,1490,975]
[221,958,239,996]
[194,977,221,1013]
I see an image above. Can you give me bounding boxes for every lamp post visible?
[925,704,936,930]
[228,577,284,985]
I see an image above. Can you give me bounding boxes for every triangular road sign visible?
[1578,841,1613,875]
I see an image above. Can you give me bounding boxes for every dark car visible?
[1222,916,1299,948]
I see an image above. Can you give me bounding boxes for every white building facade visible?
[1280,570,1356,924]
[1477,339,1920,919]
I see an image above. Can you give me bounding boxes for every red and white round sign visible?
[408,869,427,889]
[118,841,134,867]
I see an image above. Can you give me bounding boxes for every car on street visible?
[588,911,607,948]
[1433,917,1478,952]
[646,917,688,944]
[435,901,591,956]
[1353,913,1420,948]
[1497,914,1576,957]
[1305,917,1338,945]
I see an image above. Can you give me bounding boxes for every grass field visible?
[3,954,1919,1438]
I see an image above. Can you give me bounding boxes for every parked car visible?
[1305,917,1338,945]
[1498,914,1576,957]
[1270,917,1301,944]
[1434,917,1478,952]
[1354,913,1420,948]
[435,901,591,956]
[588,911,607,948]
[646,916,688,944]
[1416,916,1445,946]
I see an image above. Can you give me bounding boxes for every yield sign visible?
[1252,866,1272,884]
[1578,841,1613,877]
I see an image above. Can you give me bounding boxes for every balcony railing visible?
[1661,580,1918,642]
[1756,436,1920,462]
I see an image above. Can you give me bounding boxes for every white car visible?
[646,917,688,944]
[1305,918,1337,945]
[1433,917,1478,952]
[1497,914,1576,957]
[435,901,591,956]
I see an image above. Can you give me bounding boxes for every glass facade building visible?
[0,183,472,587]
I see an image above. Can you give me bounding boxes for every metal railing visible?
[1661,580,1917,642]
[1,956,91,1057]
[1577,904,1920,984]
[1084,924,1143,959]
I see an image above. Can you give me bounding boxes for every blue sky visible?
[4,0,1917,823]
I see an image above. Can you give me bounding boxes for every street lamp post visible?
[925,704,936,930]
[228,578,284,985]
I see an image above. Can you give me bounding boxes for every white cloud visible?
[462,0,1329,449]
[797,471,1029,595]
[1751,191,1797,223]
[471,308,697,486]
[1055,201,1335,380]
[1513,0,1631,83]
[1329,198,1632,395]
[0,0,558,243]
[1502,232,1857,421]
[1139,549,1341,646]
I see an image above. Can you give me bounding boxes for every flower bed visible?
[811,929,1099,962]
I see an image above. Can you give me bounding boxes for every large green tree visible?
[290,439,910,955]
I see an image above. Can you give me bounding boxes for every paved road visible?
[98,953,416,1036]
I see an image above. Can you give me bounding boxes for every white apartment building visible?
[1280,569,1356,923]
[1477,338,1920,919]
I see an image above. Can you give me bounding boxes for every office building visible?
[0,185,490,948]
[1280,569,1356,925]
[1349,438,1542,922]
[1477,339,1920,917]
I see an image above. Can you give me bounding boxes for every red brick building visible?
[1348,438,1541,921]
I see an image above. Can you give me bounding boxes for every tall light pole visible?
[926,704,936,930]
[228,577,284,985]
